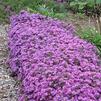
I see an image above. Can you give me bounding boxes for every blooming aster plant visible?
[8,11,101,101]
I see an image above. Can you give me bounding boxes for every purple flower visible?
[8,11,101,101]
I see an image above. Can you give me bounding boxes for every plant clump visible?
[8,11,101,101]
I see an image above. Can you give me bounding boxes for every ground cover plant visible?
[8,11,101,101]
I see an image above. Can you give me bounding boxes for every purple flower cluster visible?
[8,11,101,101]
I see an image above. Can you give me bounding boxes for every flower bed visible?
[8,11,101,101]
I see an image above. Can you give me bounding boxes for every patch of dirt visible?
[65,13,95,31]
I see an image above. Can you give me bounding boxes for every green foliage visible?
[0,0,67,23]
[44,0,67,13]
[96,0,101,4]
[27,5,66,19]
[68,0,101,14]
[78,27,101,55]
[69,0,87,13]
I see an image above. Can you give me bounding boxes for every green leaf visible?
[87,0,95,7]
[70,2,76,6]
[96,0,101,4]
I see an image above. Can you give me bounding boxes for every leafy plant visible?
[27,6,66,19]
[69,0,87,13]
